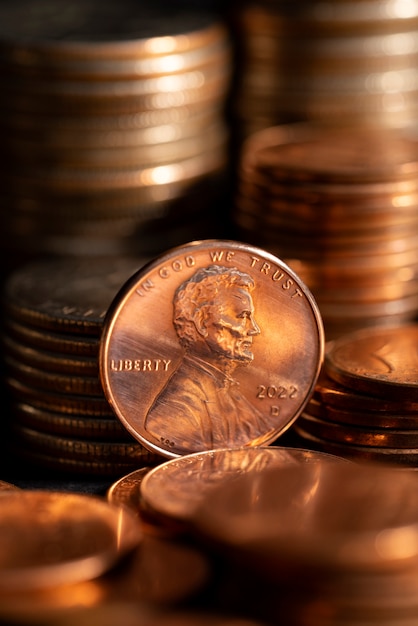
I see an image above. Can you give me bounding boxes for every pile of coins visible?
[292,324,418,467]
[233,123,418,339]
[0,0,232,262]
[1,255,164,477]
[230,0,418,142]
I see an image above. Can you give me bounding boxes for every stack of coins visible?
[229,0,418,143]
[0,0,232,262]
[192,460,418,625]
[233,123,418,339]
[292,324,418,467]
[1,255,164,477]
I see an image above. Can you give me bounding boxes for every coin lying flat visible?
[325,323,418,400]
[137,446,348,530]
[99,239,324,458]
[193,460,418,572]
[0,490,142,590]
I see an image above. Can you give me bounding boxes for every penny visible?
[306,396,418,430]
[0,538,211,621]
[193,460,418,571]
[7,376,114,416]
[138,446,348,530]
[0,490,142,590]
[11,423,159,465]
[99,239,324,458]
[107,467,152,517]
[312,370,418,414]
[2,334,99,376]
[3,255,148,336]
[297,412,418,448]
[325,324,418,400]
[14,402,130,440]
[5,355,103,397]
[292,425,418,466]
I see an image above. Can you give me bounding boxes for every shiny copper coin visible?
[138,446,348,530]
[193,460,418,571]
[325,324,418,400]
[313,370,418,414]
[306,396,418,430]
[297,412,418,448]
[100,239,324,458]
[292,425,418,466]
[0,490,142,590]
[107,467,152,518]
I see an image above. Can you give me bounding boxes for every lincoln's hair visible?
[173,265,255,348]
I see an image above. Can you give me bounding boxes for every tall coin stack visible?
[229,0,418,143]
[1,255,164,478]
[232,123,418,340]
[0,0,232,265]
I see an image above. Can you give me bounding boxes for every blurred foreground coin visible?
[0,490,142,590]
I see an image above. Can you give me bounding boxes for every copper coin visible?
[325,323,418,400]
[193,460,418,571]
[306,397,418,430]
[138,446,348,529]
[0,490,142,590]
[312,370,418,414]
[14,401,132,441]
[99,239,324,458]
[292,425,418,466]
[297,411,418,448]
[107,467,152,517]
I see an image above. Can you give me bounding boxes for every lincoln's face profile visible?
[173,264,260,371]
[145,264,268,452]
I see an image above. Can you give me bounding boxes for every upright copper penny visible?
[100,239,324,458]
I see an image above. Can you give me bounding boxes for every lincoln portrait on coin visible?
[145,264,274,451]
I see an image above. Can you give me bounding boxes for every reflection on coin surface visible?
[0,490,142,590]
[193,460,418,572]
[138,446,348,527]
[100,239,324,457]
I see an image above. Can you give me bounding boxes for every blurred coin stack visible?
[233,123,418,339]
[0,0,232,265]
[291,324,418,468]
[1,255,164,478]
[229,0,418,143]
